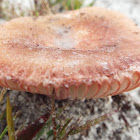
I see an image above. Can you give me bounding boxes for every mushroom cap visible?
[0,7,140,99]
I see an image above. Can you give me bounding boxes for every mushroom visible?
[0,7,140,100]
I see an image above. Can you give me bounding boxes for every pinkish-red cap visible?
[0,7,140,99]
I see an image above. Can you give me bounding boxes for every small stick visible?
[51,89,57,140]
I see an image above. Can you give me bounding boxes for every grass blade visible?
[35,118,52,140]
[6,96,15,140]
[74,0,83,10]
[0,112,21,140]
[16,113,50,140]
[47,125,60,139]
[57,118,72,139]
[46,129,53,139]
[68,110,119,135]
[89,0,96,6]
[35,105,67,140]
[69,115,108,135]
[0,126,8,140]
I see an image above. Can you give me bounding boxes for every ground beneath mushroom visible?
[0,89,140,140]
[0,0,140,140]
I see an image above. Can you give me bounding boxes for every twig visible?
[120,112,131,129]
[51,89,57,140]
[0,88,7,105]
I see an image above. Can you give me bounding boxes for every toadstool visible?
[0,7,140,99]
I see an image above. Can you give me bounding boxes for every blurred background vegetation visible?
[0,0,96,20]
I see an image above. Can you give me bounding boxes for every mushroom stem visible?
[51,89,57,140]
